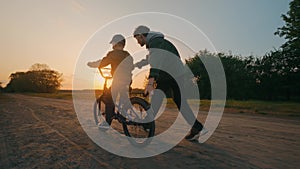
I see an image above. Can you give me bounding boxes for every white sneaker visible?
[199,127,209,137]
[185,128,201,141]
[98,121,110,129]
[185,127,209,141]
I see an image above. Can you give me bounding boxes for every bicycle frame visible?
[94,66,155,146]
[97,67,142,122]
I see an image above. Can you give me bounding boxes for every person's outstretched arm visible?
[134,55,149,69]
[87,59,101,68]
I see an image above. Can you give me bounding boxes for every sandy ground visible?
[0,93,299,169]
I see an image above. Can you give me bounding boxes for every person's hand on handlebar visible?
[144,77,155,96]
[134,55,149,69]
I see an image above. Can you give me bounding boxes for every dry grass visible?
[15,90,300,117]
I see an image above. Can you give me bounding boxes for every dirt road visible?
[0,94,299,169]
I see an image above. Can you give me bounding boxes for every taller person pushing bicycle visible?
[133,26,208,141]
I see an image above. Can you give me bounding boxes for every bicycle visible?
[93,67,155,147]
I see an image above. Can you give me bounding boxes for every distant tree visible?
[0,82,3,92]
[274,0,300,74]
[275,0,300,55]
[186,50,211,99]
[29,63,51,71]
[273,0,300,100]
[253,50,282,100]
[219,53,257,100]
[5,63,62,93]
[186,50,258,100]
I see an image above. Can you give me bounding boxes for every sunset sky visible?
[0,0,290,90]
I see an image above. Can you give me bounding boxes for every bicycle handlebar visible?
[98,67,113,79]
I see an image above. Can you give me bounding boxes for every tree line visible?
[2,63,62,93]
[186,0,300,101]
[186,49,299,101]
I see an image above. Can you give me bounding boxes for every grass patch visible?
[22,90,73,100]
[224,100,300,116]
[13,91,300,117]
[162,98,300,116]
[185,99,300,117]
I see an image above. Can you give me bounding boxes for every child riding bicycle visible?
[87,34,134,129]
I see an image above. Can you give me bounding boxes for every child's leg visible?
[105,103,115,125]
[103,87,115,125]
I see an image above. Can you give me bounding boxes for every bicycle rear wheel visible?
[122,97,155,147]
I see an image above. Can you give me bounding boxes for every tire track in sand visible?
[0,108,10,168]
[21,103,109,168]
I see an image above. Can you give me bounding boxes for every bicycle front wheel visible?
[93,97,106,125]
[122,97,155,147]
